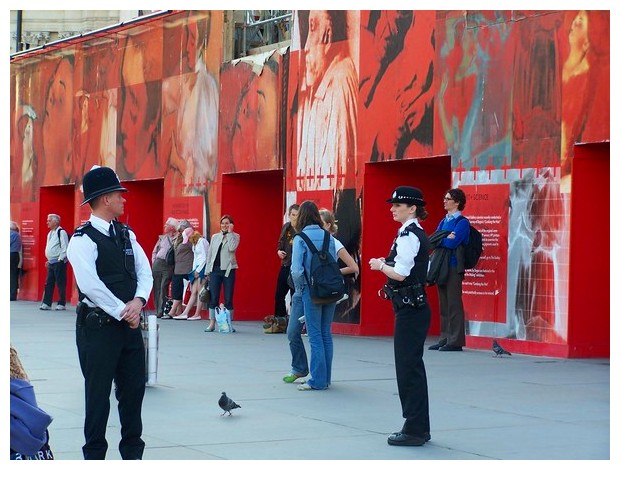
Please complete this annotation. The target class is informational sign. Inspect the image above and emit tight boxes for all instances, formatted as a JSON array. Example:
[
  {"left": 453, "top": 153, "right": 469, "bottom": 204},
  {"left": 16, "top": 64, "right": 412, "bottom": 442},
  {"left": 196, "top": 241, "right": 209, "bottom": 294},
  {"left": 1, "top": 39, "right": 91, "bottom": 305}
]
[{"left": 461, "top": 184, "right": 509, "bottom": 324}]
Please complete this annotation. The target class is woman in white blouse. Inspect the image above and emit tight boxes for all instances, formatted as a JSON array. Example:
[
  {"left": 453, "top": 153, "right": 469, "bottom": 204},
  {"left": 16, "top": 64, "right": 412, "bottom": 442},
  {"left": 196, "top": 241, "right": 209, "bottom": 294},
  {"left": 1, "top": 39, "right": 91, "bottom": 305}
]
[{"left": 173, "top": 230, "right": 209, "bottom": 320}]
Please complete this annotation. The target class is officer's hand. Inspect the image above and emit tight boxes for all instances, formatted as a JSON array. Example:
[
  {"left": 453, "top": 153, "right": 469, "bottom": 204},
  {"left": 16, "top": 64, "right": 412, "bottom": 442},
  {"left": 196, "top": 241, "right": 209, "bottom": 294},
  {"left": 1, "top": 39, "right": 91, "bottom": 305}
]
[{"left": 121, "top": 299, "right": 143, "bottom": 329}]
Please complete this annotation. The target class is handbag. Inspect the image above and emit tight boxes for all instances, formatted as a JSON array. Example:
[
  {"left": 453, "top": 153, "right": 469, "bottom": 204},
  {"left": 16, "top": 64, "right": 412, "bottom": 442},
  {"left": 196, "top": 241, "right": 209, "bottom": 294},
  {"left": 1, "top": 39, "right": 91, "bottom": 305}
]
[{"left": 199, "top": 281, "right": 210, "bottom": 304}]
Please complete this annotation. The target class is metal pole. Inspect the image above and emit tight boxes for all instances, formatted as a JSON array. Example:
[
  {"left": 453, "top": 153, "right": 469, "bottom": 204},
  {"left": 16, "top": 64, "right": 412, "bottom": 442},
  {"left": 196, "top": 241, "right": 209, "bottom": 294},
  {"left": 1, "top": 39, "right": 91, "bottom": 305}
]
[{"left": 16, "top": 10, "right": 22, "bottom": 52}]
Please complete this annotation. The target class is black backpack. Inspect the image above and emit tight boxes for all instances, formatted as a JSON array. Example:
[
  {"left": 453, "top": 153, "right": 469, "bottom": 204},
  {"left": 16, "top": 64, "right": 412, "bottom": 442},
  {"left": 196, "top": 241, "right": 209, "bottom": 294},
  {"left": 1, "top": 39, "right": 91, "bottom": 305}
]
[
  {"left": 297, "top": 230, "right": 346, "bottom": 304},
  {"left": 455, "top": 216, "right": 483, "bottom": 269}
]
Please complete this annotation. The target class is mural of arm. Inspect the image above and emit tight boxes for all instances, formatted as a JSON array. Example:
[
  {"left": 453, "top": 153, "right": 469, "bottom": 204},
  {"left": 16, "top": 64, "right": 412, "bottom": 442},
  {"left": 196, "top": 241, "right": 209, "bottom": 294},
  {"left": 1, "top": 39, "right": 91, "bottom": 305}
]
[
  {"left": 360, "top": 11, "right": 413, "bottom": 108},
  {"left": 361, "top": 10, "right": 435, "bottom": 161}
]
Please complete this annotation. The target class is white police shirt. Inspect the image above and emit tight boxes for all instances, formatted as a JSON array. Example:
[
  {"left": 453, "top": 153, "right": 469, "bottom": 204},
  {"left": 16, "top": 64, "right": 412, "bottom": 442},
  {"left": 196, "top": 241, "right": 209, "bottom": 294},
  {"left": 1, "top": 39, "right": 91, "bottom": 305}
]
[
  {"left": 66, "top": 214, "right": 153, "bottom": 320},
  {"left": 392, "top": 218, "right": 422, "bottom": 278}
]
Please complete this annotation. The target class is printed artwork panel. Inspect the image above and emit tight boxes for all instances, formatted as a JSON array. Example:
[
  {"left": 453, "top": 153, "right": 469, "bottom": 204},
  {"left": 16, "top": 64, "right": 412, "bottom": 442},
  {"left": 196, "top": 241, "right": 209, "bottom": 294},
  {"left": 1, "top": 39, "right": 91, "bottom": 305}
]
[
  {"left": 434, "top": 10, "right": 514, "bottom": 170},
  {"left": 358, "top": 10, "right": 435, "bottom": 164},
  {"left": 219, "top": 53, "right": 281, "bottom": 175}
]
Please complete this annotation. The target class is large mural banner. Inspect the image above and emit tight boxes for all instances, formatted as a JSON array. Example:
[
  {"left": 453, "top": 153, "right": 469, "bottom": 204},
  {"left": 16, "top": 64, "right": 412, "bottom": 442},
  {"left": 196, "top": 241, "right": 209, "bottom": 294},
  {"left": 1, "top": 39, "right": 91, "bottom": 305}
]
[{"left": 9, "top": 10, "right": 609, "bottom": 346}]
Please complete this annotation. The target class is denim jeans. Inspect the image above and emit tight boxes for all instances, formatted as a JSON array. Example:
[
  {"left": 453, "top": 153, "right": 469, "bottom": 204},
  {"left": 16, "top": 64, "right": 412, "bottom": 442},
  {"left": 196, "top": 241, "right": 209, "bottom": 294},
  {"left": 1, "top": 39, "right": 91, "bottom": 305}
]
[
  {"left": 301, "top": 289, "right": 337, "bottom": 389},
  {"left": 286, "top": 291, "right": 308, "bottom": 377},
  {"left": 208, "top": 268, "right": 236, "bottom": 310}
]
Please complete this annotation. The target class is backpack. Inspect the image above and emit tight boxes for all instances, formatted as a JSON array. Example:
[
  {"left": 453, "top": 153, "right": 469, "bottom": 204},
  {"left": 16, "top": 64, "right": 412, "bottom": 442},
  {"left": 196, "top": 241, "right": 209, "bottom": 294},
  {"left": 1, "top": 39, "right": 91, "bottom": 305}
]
[
  {"left": 164, "top": 236, "right": 175, "bottom": 266},
  {"left": 297, "top": 230, "right": 345, "bottom": 304},
  {"left": 57, "top": 227, "right": 71, "bottom": 245},
  {"left": 455, "top": 216, "right": 483, "bottom": 269}
]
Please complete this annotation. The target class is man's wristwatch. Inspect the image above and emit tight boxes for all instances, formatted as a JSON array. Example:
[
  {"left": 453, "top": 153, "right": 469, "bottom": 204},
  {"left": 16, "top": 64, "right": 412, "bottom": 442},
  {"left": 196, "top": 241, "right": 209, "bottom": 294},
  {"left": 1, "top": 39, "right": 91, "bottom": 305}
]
[{"left": 136, "top": 297, "right": 146, "bottom": 307}]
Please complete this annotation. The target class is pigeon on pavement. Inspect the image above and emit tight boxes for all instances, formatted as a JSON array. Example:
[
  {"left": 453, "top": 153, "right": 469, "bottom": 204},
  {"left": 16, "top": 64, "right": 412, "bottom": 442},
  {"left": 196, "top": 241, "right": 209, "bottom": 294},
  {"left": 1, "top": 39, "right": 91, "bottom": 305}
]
[
  {"left": 218, "top": 391, "right": 241, "bottom": 415},
  {"left": 493, "top": 339, "right": 511, "bottom": 357}
]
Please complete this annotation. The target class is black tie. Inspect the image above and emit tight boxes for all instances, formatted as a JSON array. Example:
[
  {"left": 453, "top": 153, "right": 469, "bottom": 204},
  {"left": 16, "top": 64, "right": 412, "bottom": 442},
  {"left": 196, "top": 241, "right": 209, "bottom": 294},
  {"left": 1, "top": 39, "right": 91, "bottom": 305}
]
[{"left": 109, "top": 223, "right": 117, "bottom": 244}]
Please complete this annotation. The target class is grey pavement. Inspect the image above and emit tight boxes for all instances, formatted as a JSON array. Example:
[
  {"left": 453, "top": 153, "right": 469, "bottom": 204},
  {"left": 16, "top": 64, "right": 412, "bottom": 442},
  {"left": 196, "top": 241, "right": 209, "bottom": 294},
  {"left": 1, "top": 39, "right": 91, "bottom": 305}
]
[{"left": 9, "top": 300, "right": 611, "bottom": 466}]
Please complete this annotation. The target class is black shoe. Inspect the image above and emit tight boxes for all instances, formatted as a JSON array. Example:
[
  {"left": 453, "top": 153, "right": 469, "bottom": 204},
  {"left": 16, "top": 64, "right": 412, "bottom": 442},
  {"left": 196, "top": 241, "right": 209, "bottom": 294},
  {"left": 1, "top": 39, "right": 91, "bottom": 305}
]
[
  {"left": 393, "top": 431, "right": 431, "bottom": 442},
  {"left": 387, "top": 432, "right": 427, "bottom": 446},
  {"left": 428, "top": 338, "right": 447, "bottom": 350},
  {"left": 439, "top": 344, "right": 463, "bottom": 351}
]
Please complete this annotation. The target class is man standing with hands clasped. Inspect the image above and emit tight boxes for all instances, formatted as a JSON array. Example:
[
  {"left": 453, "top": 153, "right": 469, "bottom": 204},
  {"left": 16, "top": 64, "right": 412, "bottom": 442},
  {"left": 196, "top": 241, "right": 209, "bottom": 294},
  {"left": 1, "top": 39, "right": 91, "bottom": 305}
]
[{"left": 67, "top": 166, "right": 153, "bottom": 460}]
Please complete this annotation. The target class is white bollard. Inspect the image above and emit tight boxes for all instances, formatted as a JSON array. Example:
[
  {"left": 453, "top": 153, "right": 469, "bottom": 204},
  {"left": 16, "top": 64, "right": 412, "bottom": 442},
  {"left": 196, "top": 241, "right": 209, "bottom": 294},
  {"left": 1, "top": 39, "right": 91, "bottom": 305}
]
[{"left": 147, "top": 314, "right": 158, "bottom": 386}]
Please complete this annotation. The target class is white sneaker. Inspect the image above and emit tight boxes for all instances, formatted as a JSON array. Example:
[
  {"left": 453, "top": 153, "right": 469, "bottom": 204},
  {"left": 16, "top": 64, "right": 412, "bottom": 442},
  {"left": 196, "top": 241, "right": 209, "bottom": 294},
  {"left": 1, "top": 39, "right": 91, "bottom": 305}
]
[
  {"left": 39, "top": 304, "right": 51, "bottom": 310},
  {"left": 55, "top": 305, "right": 66, "bottom": 311}
]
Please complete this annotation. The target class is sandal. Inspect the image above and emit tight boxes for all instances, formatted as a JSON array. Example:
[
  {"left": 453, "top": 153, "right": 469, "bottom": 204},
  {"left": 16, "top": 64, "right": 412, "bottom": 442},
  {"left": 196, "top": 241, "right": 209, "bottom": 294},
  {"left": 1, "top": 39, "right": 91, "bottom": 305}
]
[
  {"left": 188, "top": 315, "right": 202, "bottom": 320},
  {"left": 204, "top": 324, "right": 215, "bottom": 332}
]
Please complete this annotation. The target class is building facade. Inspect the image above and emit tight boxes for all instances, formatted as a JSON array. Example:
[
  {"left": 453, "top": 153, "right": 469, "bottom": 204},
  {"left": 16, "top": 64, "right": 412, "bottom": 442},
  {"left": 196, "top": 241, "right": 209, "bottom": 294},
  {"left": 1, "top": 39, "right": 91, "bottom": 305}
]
[{"left": 9, "top": 10, "right": 610, "bottom": 357}]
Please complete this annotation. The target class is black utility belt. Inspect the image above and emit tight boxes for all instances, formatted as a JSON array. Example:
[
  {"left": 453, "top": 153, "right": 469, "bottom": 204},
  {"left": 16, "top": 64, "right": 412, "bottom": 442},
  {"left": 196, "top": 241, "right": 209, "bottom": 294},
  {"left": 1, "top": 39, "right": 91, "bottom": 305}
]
[
  {"left": 379, "top": 283, "right": 427, "bottom": 310},
  {"left": 76, "top": 302, "right": 117, "bottom": 327}
]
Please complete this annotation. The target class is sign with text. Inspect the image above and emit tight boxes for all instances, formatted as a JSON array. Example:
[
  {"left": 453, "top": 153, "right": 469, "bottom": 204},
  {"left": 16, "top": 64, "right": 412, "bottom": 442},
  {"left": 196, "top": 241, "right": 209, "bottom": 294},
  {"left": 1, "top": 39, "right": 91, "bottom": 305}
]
[{"left": 461, "top": 184, "right": 509, "bottom": 323}]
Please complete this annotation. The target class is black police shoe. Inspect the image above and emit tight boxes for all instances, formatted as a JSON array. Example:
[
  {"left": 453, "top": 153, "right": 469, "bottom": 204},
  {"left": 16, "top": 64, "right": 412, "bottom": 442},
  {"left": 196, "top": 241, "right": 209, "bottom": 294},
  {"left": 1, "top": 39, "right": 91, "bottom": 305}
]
[{"left": 387, "top": 432, "right": 427, "bottom": 446}]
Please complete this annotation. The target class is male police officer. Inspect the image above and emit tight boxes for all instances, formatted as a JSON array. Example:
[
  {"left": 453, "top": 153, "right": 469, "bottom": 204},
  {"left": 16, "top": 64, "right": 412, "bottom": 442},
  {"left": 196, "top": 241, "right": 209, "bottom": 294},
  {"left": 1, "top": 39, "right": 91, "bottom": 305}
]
[{"left": 67, "top": 166, "right": 152, "bottom": 459}]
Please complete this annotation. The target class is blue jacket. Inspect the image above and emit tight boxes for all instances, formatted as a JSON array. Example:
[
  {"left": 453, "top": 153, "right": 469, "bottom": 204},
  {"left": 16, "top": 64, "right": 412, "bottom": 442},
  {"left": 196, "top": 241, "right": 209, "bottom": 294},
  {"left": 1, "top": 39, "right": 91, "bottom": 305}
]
[
  {"left": 436, "top": 213, "right": 470, "bottom": 267},
  {"left": 291, "top": 225, "right": 337, "bottom": 291},
  {"left": 10, "top": 378, "right": 53, "bottom": 455}
]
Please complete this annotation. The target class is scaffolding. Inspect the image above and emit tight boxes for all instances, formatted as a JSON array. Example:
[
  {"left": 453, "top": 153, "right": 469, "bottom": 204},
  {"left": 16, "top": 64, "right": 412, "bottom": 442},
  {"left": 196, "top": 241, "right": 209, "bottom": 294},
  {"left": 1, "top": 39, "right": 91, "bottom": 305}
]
[{"left": 235, "top": 10, "right": 292, "bottom": 57}]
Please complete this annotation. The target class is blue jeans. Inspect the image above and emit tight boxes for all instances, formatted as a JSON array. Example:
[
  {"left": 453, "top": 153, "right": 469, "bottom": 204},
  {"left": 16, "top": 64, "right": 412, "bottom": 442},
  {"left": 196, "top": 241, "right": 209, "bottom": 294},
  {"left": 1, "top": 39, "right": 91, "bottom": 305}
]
[
  {"left": 208, "top": 268, "right": 236, "bottom": 311},
  {"left": 301, "top": 289, "right": 337, "bottom": 390},
  {"left": 286, "top": 292, "right": 308, "bottom": 377}
]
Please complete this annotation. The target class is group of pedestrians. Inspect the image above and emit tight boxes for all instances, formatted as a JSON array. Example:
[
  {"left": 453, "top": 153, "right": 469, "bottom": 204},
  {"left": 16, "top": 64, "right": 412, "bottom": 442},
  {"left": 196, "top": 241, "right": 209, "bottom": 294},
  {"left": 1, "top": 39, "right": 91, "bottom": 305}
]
[{"left": 149, "top": 214, "right": 239, "bottom": 332}]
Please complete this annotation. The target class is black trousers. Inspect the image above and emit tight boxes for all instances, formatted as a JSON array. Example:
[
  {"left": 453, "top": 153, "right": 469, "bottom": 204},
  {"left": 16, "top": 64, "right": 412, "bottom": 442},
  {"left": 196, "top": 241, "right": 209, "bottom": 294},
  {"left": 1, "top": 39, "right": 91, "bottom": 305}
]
[
  {"left": 393, "top": 302, "right": 431, "bottom": 436},
  {"left": 10, "top": 252, "right": 20, "bottom": 301},
  {"left": 273, "top": 265, "right": 294, "bottom": 317},
  {"left": 152, "top": 259, "right": 173, "bottom": 316},
  {"left": 76, "top": 312, "right": 146, "bottom": 460},
  {"left": 42, "top": 261, "right": 67, "bottom": 306}
]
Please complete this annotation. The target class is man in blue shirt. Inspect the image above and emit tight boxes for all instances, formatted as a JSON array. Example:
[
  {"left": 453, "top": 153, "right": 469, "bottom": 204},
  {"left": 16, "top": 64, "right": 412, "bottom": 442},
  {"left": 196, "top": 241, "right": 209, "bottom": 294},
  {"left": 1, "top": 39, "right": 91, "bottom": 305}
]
[{"left": 428, "top": 188, "right": 470, "bottom": 352}]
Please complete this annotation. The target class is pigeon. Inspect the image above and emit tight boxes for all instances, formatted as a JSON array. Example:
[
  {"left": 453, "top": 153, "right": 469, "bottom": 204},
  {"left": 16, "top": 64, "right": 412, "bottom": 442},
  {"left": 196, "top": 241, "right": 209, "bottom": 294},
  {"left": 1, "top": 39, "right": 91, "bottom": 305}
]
[
  {"left": 493, "top": 339, "right": 511, "bottom": 357},
  {"left": 218, "top": 391, "right": 241, "bottom": 416}
]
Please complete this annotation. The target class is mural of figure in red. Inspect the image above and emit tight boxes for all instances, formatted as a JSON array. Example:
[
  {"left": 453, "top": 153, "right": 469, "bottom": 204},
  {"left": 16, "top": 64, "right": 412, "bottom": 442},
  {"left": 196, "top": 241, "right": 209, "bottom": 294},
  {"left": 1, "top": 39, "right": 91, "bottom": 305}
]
[
  {"left": 292, "top": 10, "right": 361, "bottom": 323},
  {"left": 511, "top": 11, "right": 562, "bottom": 168},
  {"left": 162, "top": 11, "right": 219, "bottom": 235},
  {"left": 296, "top": 10, "right": 358, "bottom": 197},
  {"left": 359, "top": 10, "right": 435, "bottom": 162},
  {"left": 559, "top": 10, "right": 609, "bottom": 193},
  {"left": 78, "top": 39, "right": 121, "bottom": 185},
  {"left": 14, "top": 105, "right": 39, "bottom": 202},
  {"left": 41, "top": 55, "right": 75, "bottom": 185},
  {"left": 219, "top": 54, "right": 280, "bottom": 174},
  {"left": 514, "top": 168, "right": 567, "bottom": 343},
  {"left": 117, "top": 32, "right": 162, "bottom": 180}
]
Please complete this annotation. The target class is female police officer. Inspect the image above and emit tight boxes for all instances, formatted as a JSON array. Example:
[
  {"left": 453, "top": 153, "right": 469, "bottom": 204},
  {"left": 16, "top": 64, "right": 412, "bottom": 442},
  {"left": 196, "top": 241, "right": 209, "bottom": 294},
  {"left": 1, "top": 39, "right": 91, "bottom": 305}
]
[{"left": 369, "top": 186, "right": 431, "bottom": 447}]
